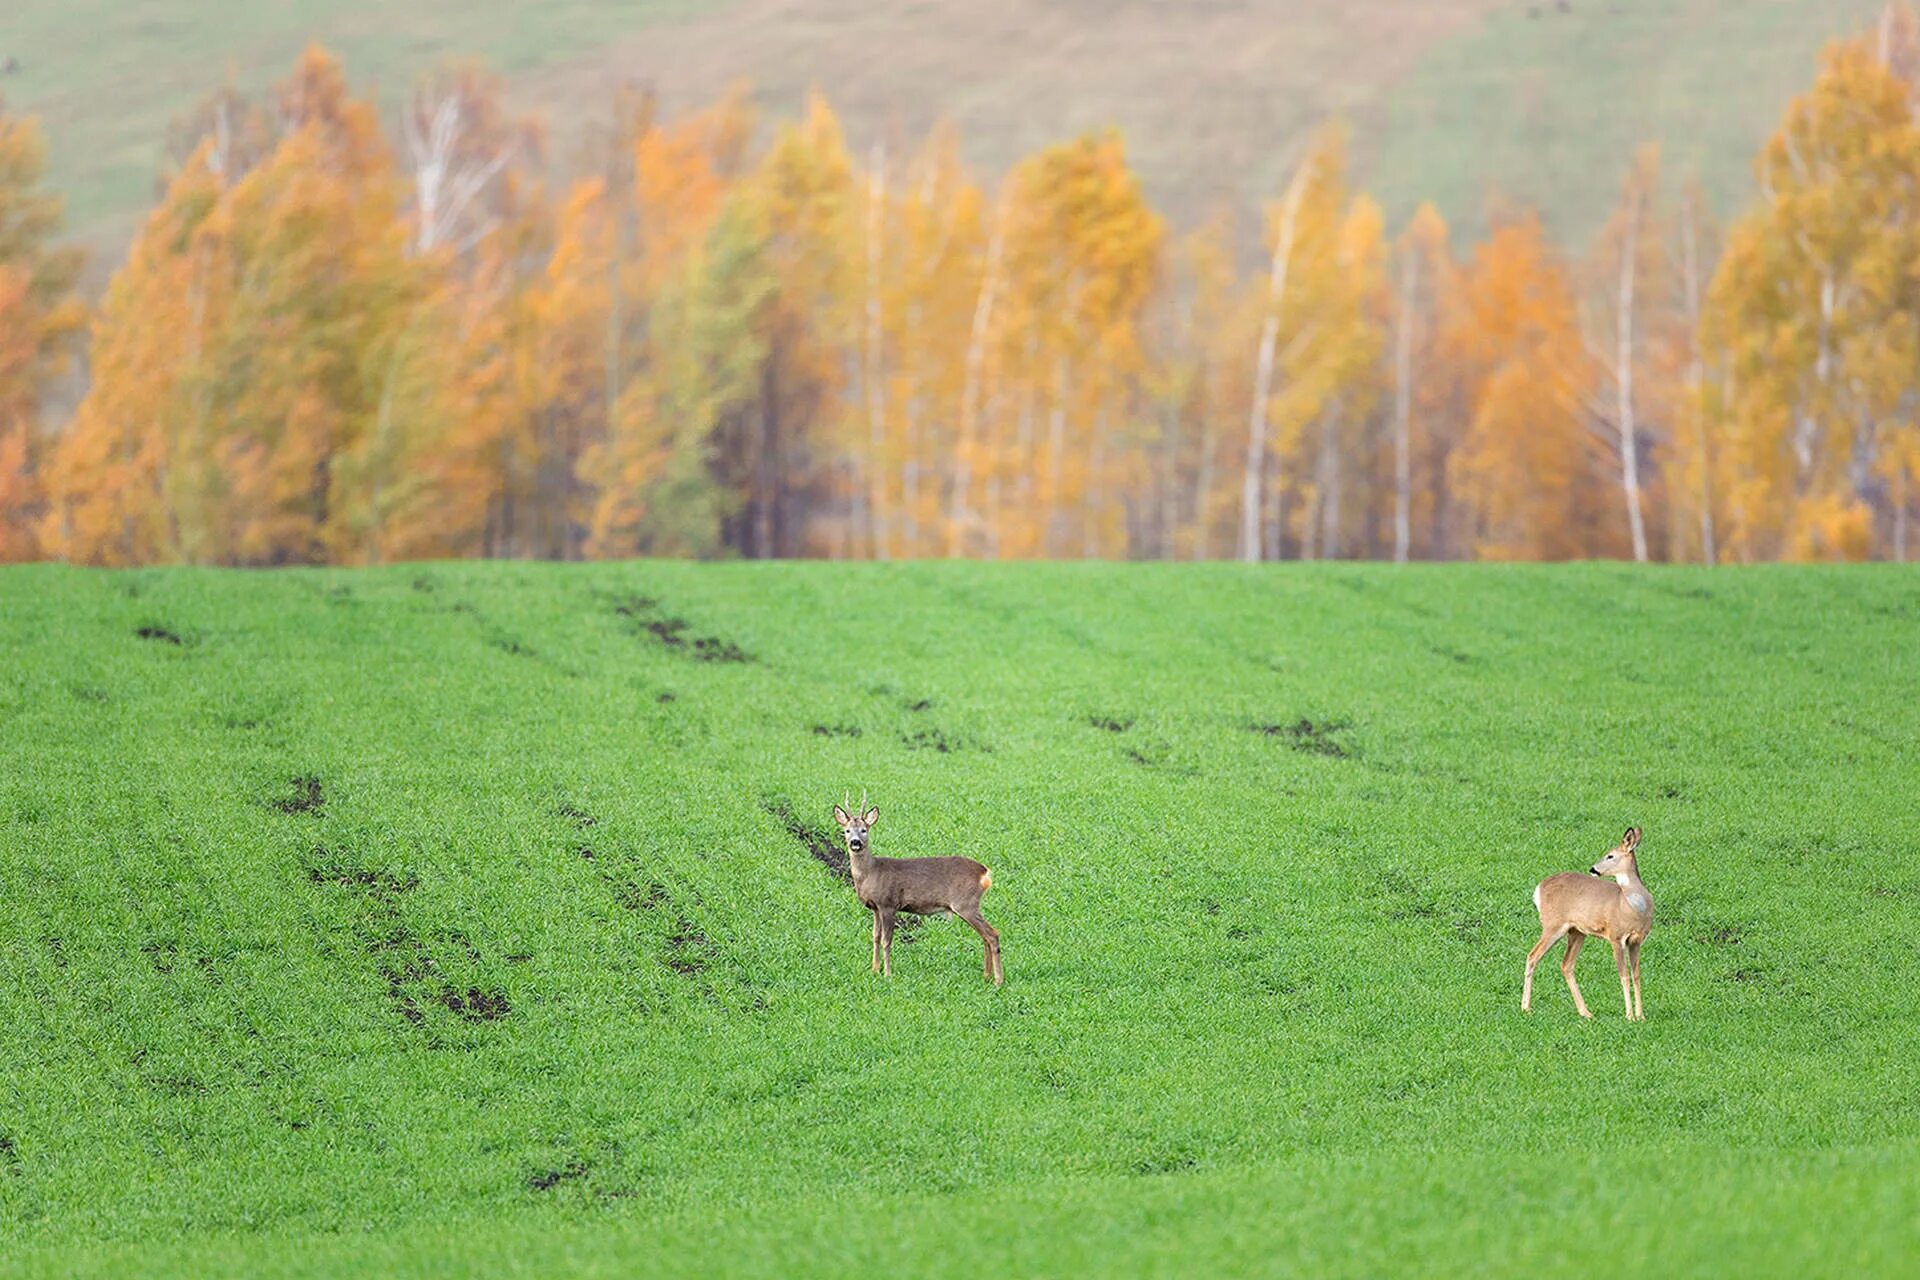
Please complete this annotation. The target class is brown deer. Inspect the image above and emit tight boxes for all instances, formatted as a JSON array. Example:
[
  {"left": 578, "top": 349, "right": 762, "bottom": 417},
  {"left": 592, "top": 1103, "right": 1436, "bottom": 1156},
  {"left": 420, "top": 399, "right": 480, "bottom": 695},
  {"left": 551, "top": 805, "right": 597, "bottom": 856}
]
[
  {"left": 835, "top": 793, "right": 1002, "bottom": 985},
  {"left": 1523, "top": 826, "right": 1654, "bottom": 1020}
]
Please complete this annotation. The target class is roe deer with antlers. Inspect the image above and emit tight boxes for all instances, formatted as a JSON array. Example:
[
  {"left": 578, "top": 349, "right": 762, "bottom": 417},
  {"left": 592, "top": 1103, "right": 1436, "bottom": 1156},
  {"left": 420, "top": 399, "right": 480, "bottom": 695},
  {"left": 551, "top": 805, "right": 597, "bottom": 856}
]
[
  {"left": 835, "top": 793, "right": 1002, "bottom": 985},
  {"left": 1523, "top": 826, "right": 1654, "bottom": 1020}
]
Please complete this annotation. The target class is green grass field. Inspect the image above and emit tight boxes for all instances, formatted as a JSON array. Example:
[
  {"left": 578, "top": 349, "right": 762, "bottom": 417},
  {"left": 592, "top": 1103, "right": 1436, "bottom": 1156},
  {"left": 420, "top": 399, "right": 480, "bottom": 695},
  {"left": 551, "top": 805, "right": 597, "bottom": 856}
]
[{"left": 1, "top": 562, "right": 1916, "bottom": 1276}]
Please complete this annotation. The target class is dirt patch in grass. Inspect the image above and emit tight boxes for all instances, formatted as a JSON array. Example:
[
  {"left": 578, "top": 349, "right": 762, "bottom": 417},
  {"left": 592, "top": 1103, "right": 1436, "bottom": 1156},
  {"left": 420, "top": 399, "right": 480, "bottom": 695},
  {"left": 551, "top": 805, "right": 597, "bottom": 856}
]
[
  {"left": 665, "top": 918, "right": 713, "bottom": 974},
  {"left": 1089, "top": 715, "right": 1134, "bottom": 733},
  {"left": 766, "top": 800, "right": 850, "bottom": 883},
  {"left": 1695, "top": 922, "right": 1746, "bottom": 947},
  {"left": 275, "top": 775, "right": 326, "bottom": 815},
  {"left": 0, "top": 1134, "right": 19, "bottom": 1175},
  {"left": 561, "top": 829, "right": 714, "bottom": 980},
  {"left": 611, "top": 594, "right": 753, "bottom": 663},
  {"left": 611, "top": 877, "right": 669, "bottom": 912},
  {"left": 811, "top": 723, "right": 862, "bottom": 737},
  {"left": 528, "top": 1159, "right": 589, "bottom": 1191},
  {"left": 307, "top": 862, "right": 418, "bottom": 897},
  {"left": 900, "top": 727, "right": 955, "bottom": 753},
  {"left": 437, "top": 986, "right": 512, "bottom": 1021},
  {"left": 905, "top": 697, "right": 933, "bottom": 712},
  {"left": 1130, "top": 1144, "right": 1201, "bottom": 1177},
  {"left": 307, "top": 855, "right": 508, "bottom": 1032},
  {"left": 371, "top": 932, "right": 510, "bottom": 1028},
  {"left": 1251, "top": 717, "right": 1353, "bottom": 758},
  {"left": 135, "top": 625, "right": 184, "bottom": 646},
  {"left": 557, "top": 803, "right": 598, "bottom": 829}
]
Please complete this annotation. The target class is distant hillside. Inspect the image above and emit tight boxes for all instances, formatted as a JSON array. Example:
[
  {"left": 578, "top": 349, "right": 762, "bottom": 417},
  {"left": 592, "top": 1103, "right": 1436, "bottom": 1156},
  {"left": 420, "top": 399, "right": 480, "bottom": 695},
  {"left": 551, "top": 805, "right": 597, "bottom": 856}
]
[{"left": 0, "top": 0, "right": 1888, "bottom": 269}]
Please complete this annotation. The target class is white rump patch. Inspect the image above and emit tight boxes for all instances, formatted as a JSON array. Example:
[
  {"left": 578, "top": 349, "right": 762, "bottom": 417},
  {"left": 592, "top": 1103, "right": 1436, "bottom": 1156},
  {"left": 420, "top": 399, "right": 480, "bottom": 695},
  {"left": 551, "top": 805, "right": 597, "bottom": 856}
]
[{"left": 1532, "top": 884, "right": 1542, "bottom": 911}]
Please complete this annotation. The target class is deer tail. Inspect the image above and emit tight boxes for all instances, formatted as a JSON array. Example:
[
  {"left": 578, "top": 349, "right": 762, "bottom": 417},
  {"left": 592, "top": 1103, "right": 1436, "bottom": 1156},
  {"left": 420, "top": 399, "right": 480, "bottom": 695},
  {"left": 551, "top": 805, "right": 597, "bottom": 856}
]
[{"left": 980, "top": 868, "right": 993, "bottom": 892}]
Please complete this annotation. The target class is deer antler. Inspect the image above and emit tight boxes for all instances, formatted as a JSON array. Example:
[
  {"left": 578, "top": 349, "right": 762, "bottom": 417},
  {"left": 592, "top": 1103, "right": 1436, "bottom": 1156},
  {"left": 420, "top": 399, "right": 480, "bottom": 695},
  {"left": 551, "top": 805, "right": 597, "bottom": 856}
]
[{"left": 860, "top": 787, "right": 869, "bottom": 814}]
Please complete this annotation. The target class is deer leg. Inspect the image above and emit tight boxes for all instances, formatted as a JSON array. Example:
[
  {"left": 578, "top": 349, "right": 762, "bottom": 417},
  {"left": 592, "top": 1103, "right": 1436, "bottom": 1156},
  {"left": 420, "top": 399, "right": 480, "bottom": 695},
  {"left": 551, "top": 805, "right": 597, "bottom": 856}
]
[
  {"left": 870, "top": 909, "right": 881, "bottom": 974},
  {"left": 1610, "top": 937, "right": 1633, "bottom": 1021},
  {"left": 1561, "top": 931, "right": 1592, "bottom": 1018},
  {"left": 1523, "top": 924, "right": 1569, "bottom": 1012},
  {"left": 958, "top": 905, "right": 1002, "bottom": 986},
  {"left": 1628, "top": 939, "right": 1644, "bottom": 1020},
  {"left": 877, "top": 908, "right": 896, "bottom": 978}
]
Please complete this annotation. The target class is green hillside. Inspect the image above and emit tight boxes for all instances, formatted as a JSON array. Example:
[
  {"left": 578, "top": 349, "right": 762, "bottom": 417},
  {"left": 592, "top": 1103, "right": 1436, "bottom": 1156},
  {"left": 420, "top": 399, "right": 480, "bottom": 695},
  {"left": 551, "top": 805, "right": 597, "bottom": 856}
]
[
  {"left": 0, "top": 0, "right": 1889, "bottom": 265},
  {"left": 1, "top": 562, "right": 1916, "bottom": 1276},
  {"left": 1372, "top": 0, "right": 1889, "bottom": 240}
]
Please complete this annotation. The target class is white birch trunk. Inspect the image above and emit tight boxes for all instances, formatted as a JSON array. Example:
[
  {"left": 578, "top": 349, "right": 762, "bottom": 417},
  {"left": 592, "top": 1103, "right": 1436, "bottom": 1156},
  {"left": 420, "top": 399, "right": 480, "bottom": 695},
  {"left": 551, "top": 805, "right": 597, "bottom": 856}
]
[
  {"left": 864, "top": 142, "right": 888, "bottom": 560},
  {"left": 1896, "top": 459, "right": 1909, "bottom": 562},
  {"left": 1240, "top": 165, "right": 1310, "bottom": 561},
  {"left": 949, "top": 197, "right": 1005, "bottom": 556},
  {"left": 1616, "top": 187, "right": 1648, "bottom": 562},
  {"left": 1392, "top": 247, "right": 1418, "bottom": 563},
  {"left": 1193, "top": 405, "right": 1217, "bottom": 561},
  {"left": 1680, "top": 193, "right": 1715, "bottom": 566},
  {"left": 1047, "top": 357, "right": 1069, "bottom": 555}
]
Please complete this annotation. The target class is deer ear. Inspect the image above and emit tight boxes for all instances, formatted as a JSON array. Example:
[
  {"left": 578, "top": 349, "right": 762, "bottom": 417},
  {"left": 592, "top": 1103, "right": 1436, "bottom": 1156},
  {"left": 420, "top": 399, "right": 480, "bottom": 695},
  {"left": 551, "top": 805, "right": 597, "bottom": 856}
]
[
  {"left": 863, "top": 807, "right": 879, "bottom": 827},
  {"left": 833, "top": 806, "right": 851, "bottom": 826},
  {"left": 1623, "top": 826, "right": 1641, "bottom": 851}
]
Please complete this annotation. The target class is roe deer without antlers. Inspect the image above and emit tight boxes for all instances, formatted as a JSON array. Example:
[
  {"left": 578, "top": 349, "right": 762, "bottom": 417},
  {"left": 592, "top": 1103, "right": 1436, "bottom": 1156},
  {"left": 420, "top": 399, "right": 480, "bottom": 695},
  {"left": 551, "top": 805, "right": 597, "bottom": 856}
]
[
  {"left": 1523, "top": 826, "right": 1654, "bottom": 1021},
  {"left": 835, "top": 794, "right": 1002, "bottom": 985}
]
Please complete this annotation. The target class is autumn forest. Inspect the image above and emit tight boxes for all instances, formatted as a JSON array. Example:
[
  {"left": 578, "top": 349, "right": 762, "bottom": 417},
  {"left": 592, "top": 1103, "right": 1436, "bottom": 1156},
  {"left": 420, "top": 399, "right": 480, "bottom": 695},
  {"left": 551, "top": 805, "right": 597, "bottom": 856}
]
[{"left": 4, "top": 13, "right": 1920, "bottom": 565}]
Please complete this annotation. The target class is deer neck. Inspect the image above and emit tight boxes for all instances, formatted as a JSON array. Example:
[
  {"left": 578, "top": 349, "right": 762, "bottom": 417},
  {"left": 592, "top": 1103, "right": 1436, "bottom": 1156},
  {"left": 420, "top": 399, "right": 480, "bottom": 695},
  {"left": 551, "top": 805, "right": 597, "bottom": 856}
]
[
  {"left": 848, "top": 846, "right": 877, "bottom": 884},
  {"left": 1612, "top": 866, "right": 1651, "bottom": 914}
]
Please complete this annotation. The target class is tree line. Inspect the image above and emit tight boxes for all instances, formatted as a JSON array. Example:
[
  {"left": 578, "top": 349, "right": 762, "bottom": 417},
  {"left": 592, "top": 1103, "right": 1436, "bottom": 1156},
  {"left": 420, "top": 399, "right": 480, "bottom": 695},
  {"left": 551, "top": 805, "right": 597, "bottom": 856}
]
[{"left": 3, "top": 12, "right": 1920, "bottom": 565}]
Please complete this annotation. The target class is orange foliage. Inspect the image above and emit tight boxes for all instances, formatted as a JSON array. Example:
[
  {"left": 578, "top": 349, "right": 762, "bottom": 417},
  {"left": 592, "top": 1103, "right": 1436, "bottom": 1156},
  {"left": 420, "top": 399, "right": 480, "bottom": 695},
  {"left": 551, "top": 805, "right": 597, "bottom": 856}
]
[{"left": 14, "top": 22, "right": 1920, "bottom": 565}]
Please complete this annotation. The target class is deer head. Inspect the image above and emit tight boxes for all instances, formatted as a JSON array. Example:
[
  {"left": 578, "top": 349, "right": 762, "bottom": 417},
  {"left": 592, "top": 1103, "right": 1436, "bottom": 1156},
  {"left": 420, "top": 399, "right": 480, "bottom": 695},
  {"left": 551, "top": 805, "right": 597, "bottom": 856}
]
[
  {"left": 1588, "top": 826, "right": 1642, "bottom": 880},
  {"left": 833, "top": 789, "right": 879, "bottom": 855}
]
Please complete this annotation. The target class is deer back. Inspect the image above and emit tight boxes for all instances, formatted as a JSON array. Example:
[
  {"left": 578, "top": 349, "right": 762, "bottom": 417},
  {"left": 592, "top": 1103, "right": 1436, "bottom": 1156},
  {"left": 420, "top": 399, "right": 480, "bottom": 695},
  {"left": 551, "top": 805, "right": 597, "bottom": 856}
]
[
  {"left": 1535, "top": 872, "right": 1652, "bottom": 941},
  {"left": 856, "top": 854, "right": 991, "bottom": 914}
]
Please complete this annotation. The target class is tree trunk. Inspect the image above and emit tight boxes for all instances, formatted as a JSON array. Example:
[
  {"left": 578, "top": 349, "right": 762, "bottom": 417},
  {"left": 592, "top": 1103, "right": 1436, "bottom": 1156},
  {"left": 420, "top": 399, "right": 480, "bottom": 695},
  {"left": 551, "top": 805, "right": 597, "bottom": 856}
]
[
  {"left": 754, "top": 357, "right": 777, "bottom": 559},
  {"left": 1896, "top": 458, "right": 1909, "bottom": 562},
  {"left": 1047, "top": 357, "right": 1070, "bottom": 555},
  {"left": 1262, "top": 448, "right": 1284, "bottom": 562},
  {"left": 1321, "top": 402, "right": 1342, "bottom": 559},
  {"left": 1014, "top": 334, "right": 1040, "bottom": 552},
  {"left": 1193, "top": 406, "right": 1217, "bottom": 561},
  {"left": 902, "top": 303, "right": 922, "bottom": 556},
  {"left": 1616, "top": 186, "right": 1648, "bottom": 563},
  {"left": 1084, "top": 406, "right": 1107, "bottom": 558},
  {"left": 1159, "top": 392, "right": 1180, "bottom": 560},
  {"left": 950, "top": 197, "right": 1005, "bottom": 556},
  {"left": 864, "top": 142, "right": 888, "bottom": 560},
  {"left": 1240, "top": 164, "right": 1310, "bottom": 562},
  {"left": 1680, "top": 193, "right": 1715, "bottom": 566},
  {"left": 1795, "top": 271, "right": 1836, "bottom": 494},
  {"left": 1392, "top": 247, "right": 1417, "bottom": 563}
]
